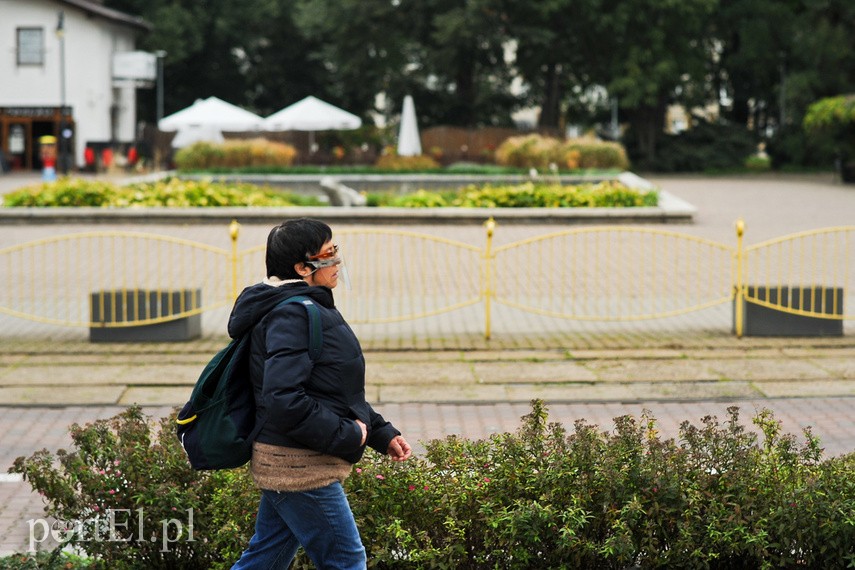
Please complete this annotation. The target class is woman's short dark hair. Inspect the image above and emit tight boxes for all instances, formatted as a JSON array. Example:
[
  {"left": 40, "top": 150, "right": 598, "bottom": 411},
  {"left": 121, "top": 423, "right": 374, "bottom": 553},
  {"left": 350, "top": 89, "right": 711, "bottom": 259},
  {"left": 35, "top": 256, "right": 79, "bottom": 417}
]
[{"left": 265, "top": 218, "right": 332, "bottom": 279}]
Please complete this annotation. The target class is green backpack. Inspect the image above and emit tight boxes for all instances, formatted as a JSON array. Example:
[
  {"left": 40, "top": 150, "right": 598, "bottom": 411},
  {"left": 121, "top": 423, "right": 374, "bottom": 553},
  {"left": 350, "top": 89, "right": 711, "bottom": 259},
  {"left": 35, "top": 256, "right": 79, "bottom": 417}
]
[{"left": 176, "top": 295, "right": 322, "bottom": 470}]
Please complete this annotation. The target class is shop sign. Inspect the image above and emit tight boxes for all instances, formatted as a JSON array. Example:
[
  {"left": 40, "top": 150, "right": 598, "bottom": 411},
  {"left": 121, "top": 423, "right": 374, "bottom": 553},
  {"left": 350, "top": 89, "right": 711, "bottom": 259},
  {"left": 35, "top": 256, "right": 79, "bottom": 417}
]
[{"left": 0, "top": 106, "right": 72, "bottom": 118}]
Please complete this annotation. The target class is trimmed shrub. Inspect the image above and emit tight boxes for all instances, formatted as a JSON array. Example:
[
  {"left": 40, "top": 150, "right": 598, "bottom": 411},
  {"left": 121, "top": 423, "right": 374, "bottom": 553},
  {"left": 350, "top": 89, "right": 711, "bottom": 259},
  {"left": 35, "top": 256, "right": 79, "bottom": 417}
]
[
  {"left": 388, "top": 181, "right": 657, "bottom": 208},
  {"left": 0, "top": 177, "right": 121, "bottom": 207},
  {"left": 495, "top": 134, "right": 630, "bottom": 170},
  {"left": 803, "top": 94, "right": 855, "bottom": 134},
  {"left": 174, "top": 139, "right": 297, "bottom": 170},
  {"left": 560, "top": 139, "right": 630, "bottom": 170},
  {"left": 10, "top": 403, "right": 855, "bottom": 569},
  {"left": 374, "top": 153, "right": 441, "bottom": 171},
  {"left": 803, "top": 94, "right": 855, "bottom": 169},
  {"left": 494, "top": 134, "right": 560, "bottom": 169}
]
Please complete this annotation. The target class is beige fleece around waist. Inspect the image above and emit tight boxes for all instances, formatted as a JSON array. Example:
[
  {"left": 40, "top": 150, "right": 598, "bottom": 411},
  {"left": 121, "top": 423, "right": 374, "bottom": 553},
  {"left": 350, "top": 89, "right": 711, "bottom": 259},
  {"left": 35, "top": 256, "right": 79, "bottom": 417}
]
[{"left": 251, "top": 441, "right": 353, "bottom": 492}]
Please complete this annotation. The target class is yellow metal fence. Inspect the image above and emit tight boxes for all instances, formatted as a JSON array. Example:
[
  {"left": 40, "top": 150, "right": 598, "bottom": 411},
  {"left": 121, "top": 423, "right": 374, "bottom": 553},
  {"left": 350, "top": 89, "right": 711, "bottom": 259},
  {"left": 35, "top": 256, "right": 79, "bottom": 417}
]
[
  {"left": 0, "top": 231, "right": 232, "bottom": 328},
  {"left": 0, "top": 220, "right": 852, "bottom": 338}
]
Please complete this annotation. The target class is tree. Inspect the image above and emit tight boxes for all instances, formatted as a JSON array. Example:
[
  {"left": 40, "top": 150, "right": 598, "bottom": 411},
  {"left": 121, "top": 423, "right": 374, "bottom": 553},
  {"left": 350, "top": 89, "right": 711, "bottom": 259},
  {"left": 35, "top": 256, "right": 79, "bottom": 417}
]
[
  {"left": 497, "top": 0, "right": 717, "bottom": 163},
  {"left": 294, "top": 0, "right": 412, "bottom": 122},
  {"left": 105, "top": 0, "right": 324, "bottom": 121},
  {"left": 496, "top": 0, "right": 603, "bottom": 129},
  {"left": 713, "top": 0, "right": 800, "bottom": 133},
  {"left": 596, "top": 0, "right": 718, "bottom": 164},
  {"left": 295, "top": 0, "right": 517, "bottom": 128},
  {"left": 712, "top": 0, "right": 855, "bottom": 166},
  {"left": 107, "top": 0, "right": 855, "bottom": 170},
  {"left": 415, "top": 0, "right": 517, "bottom": 126}
]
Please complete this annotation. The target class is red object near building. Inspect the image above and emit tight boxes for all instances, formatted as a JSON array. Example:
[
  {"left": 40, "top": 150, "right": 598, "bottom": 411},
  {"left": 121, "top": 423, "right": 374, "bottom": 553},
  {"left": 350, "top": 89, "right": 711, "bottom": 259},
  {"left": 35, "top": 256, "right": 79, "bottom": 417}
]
[
  {"left": 101, "top": 148, "right": 114, "bottom": 168},
  {"left": 84, "top": 147, "right": 96, "bottom": 167},
  {"left": 127, "top": 146, "right": 138, "bottom": 165}
]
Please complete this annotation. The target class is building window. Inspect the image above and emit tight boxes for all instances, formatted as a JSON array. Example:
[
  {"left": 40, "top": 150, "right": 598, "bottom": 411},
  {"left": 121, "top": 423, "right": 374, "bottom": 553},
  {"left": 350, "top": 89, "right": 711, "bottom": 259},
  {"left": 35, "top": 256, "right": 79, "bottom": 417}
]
[{"left": 17, "top": 27, "right": 44, "bottom": 66}]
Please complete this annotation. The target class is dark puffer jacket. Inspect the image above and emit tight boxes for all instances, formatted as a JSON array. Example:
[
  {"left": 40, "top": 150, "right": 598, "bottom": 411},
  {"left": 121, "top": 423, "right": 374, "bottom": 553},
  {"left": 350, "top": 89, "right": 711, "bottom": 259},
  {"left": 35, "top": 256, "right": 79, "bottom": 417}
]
[{"left": 228, "top": 281, "right": 400, "bottom": 464}]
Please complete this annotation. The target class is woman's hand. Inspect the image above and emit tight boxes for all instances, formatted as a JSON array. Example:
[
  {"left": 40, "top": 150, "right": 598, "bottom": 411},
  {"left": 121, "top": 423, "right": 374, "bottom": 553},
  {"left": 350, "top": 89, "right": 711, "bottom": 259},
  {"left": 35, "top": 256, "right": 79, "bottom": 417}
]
[
  {"left": 387, "top": 435, "right": 412, "bottom": 462},
  {"left": 355, "top": 419, "right": 368, "bottom": 446}
]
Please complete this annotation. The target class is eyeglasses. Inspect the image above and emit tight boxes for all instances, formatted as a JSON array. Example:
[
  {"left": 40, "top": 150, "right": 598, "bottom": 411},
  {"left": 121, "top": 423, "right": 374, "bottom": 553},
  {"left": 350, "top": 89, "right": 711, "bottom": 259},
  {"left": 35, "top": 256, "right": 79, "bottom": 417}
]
[{"left": 306, "top": 244, "right": 341, "bottom": 268}]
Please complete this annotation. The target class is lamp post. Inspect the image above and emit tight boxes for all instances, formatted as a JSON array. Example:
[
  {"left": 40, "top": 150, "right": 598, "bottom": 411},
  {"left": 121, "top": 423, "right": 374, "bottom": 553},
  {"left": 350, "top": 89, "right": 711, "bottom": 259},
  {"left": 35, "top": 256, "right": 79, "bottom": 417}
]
[
  {"left": 56, "top": 11, "right": 69, "bottom": 175},
  {"left": 155, "top": 50, "right": 167, "bottom": 124}
]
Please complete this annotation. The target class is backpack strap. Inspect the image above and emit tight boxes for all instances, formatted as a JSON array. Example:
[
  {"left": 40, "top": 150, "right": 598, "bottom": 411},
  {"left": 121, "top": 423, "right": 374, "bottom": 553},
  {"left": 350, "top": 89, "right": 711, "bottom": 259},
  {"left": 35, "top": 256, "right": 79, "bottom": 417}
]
[{"left": 277, "top": 295, "right": 322, "bottom": 361}]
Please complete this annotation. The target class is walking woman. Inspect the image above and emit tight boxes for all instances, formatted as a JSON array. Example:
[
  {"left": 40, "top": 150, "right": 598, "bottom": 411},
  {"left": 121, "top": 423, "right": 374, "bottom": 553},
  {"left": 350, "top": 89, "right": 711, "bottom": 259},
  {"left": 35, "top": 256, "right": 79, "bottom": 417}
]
[{"left": 229, "top": 218, "right": 412, "bottom": 569}]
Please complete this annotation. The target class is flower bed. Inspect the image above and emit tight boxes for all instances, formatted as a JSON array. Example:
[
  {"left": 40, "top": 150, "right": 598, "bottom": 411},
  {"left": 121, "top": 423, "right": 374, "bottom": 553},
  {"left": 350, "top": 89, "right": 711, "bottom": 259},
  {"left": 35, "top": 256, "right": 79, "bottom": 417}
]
[
  {"left": 2, "top": 177, "right": 322, "bottom": 208},
  {"left": 3, "top": 178, "right": 656, "bottom": 209}
]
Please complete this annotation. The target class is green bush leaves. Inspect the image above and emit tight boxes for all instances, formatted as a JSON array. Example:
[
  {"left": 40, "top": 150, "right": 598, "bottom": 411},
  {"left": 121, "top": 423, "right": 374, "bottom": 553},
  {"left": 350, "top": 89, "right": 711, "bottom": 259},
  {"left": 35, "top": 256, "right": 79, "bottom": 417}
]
[
  {"left": 9, "top": 402, "right": 854, "bottom": 568},
  {"left": 3, "top": 178, "right": 656, "bottom": 209},
  {"left": 495, "top": 134, "right": 630, "bottom": 170},
  {"left": 2, "top": 177, "right": 321, "bottom": 208},
  {"left": 388, "top": 181, "right": 658, "bottom": 208},
  {"left": 174, "top": 139, "right": 298, "bottom": 170}
]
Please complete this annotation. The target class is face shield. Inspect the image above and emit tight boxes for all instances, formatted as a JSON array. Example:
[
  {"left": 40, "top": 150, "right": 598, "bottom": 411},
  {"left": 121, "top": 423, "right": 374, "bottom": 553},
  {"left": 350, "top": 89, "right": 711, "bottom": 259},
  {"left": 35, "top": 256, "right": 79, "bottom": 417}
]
[{"left": 306, "top": 244, "right": 351, "bottom": 289}]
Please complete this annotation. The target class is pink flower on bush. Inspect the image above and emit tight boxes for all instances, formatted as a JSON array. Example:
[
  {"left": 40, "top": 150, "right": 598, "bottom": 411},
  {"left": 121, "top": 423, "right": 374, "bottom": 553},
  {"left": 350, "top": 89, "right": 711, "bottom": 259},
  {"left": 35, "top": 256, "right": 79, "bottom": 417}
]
[
  {"left": 356, "top": 468, "right": 362, "bottom": 474},
  {"left": 108, "top": 489, "right": 116, "bottom": 495},
  {"left": 376, "top": 474, "right": 385, "bottom": 480},
  {"left": 408, "top": 485, "right": 416, "bottom": 491}
]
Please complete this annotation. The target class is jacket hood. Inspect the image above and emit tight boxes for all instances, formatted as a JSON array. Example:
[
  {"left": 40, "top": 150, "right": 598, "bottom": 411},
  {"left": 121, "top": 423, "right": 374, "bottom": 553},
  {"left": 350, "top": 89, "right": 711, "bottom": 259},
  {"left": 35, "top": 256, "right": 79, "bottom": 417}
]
[{"left": 227, "top": 281, "right": 334, "bottom": 338}]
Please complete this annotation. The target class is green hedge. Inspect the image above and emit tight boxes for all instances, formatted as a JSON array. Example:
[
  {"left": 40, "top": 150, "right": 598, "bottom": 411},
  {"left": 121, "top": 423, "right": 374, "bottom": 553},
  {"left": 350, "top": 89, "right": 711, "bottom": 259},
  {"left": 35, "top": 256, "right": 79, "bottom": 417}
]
[
  {"left": 374, "top": 153, "right": 442, "bottom": 171},
  {"left": 2, "top": 178, "right": 655, "bottom": 209},
  {"left": 380, "top": 181, "right": 658, "bottom": 208},
  {"left": 1, "top": 177, "right": 321, "bottom": 208},
  {"left": 495, "top": 134, "right": 630, "bottom": 170},
  {"left": 803, "top": 94, "right": 855, "bottom": 163},
  {"left": 174, "top": 139, "right": 298, "bottom": 170},
  {"left": 9, "top": 402, "right": 855, "bottom": 569}
]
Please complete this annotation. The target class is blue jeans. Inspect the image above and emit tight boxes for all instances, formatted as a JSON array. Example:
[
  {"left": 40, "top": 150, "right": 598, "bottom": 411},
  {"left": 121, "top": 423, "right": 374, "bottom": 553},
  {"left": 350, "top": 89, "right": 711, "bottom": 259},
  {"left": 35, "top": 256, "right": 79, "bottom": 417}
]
[{"left": 231, "top": 482, "right": 366, "bottom": 569}]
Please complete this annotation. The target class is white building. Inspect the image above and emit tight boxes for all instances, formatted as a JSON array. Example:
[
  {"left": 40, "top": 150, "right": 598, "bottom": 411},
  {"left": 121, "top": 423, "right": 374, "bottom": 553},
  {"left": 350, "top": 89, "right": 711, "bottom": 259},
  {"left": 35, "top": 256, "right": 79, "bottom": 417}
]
[{"left": 0, "top": 0, "right": 150, "bottom": 171}]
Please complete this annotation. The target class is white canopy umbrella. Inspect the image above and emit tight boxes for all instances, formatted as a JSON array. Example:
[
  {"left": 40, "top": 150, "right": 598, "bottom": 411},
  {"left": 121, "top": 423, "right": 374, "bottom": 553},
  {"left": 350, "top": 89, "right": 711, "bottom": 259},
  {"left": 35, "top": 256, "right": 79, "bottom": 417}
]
[
  {"left": 264, "top": 96, "right": 361, "bottom": 153},
  {"left": 169, "top": 124, "right": 225, "bottom": 149},
  {"left": 264, "top": 96, "right": 362, "bottom": 131},
  {"left": 397, "top": 95, "right": 422, "bottom": 156},
  {"left": 159, "top": 96, "right": 264, "bottom": 149}
]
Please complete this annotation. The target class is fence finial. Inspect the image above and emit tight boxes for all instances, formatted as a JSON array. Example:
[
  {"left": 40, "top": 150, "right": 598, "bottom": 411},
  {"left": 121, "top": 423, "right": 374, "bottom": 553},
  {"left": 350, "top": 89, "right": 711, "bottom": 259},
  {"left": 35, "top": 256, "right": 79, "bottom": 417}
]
[
  {"left": 229, "top": 220, "right": 241, "bottom": 301},
  {"left": 734, "top": 218, "right": 746, "bottom": 338},
  {"left": 483, "top": 217, "right": 496, "bottom": 339},
  {"left": 484, "top": 217, "right": 496, "bottom": 237}
]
